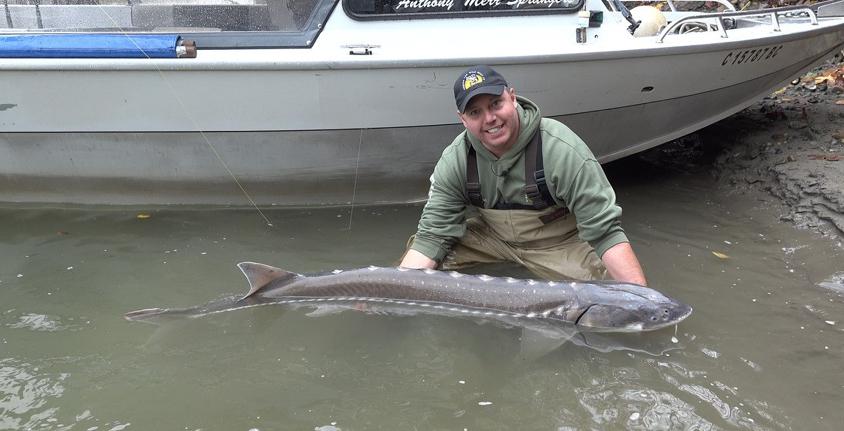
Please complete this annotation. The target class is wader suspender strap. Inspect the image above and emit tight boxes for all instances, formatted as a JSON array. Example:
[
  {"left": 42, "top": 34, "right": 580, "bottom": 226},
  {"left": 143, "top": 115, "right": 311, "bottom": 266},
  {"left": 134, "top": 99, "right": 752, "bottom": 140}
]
[
  {"left": 464, "top": 130, "right": 557, "bottom": 210},
  {"left": 523, "top": 130, "right": 551, "bottom": 210},
  {"left": 465, "top": 137, "right": 484, "bottom": 207}
]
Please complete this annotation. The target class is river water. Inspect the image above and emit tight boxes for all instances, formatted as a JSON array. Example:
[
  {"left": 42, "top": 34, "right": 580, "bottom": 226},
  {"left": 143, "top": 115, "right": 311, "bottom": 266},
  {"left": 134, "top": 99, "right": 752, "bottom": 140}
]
[{"left": 1, "top": 149, "right": 843, "bottom": 431}]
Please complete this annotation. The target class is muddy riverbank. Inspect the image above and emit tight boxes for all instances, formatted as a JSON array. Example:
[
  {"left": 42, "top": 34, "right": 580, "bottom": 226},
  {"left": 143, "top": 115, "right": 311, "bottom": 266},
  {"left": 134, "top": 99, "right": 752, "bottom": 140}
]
[{"left": 637, "top": 55, "right": 844, "bottom": 245}]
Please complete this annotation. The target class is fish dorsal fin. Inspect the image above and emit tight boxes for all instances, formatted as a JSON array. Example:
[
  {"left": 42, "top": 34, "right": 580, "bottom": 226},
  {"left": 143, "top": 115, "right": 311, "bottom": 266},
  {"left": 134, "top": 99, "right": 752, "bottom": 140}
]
[{"left": 237, "top": 262, "right": 297, "bottom": 299}]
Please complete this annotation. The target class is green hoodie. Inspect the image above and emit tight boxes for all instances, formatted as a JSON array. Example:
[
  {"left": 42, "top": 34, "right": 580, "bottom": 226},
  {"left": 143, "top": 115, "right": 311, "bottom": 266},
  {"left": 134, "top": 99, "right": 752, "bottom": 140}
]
[{"left": 411, "top": 96, "right": 628, "bottom": 262}]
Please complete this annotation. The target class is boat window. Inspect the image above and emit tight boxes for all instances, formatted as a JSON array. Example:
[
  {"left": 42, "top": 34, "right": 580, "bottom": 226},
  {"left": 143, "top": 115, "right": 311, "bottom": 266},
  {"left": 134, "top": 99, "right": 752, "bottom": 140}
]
[
  {"left": 0, "top": 0, "right": 337, "bottom": 48},
  {"left": 344, "top": 0, "right": 583, "bottom": 20}
]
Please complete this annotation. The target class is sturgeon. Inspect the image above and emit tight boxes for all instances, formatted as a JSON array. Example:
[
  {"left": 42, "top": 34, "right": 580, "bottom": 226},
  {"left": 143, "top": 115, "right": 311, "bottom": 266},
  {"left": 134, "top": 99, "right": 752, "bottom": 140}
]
[{"left": 125, "top": 262, "right": 692, "bottom": 333}]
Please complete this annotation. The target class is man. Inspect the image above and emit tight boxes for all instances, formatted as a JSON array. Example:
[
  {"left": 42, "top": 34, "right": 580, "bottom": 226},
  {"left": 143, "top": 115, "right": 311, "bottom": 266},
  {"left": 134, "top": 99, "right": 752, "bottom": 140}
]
[{"left": 400, "top": 65, "right": 647, "bottom": 285}]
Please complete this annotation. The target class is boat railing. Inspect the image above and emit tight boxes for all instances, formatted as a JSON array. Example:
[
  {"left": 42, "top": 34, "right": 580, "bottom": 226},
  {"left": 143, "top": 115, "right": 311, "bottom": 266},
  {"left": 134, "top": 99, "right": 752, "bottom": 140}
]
[
  {"left": 656, "top": 2, "right": 824, "bottom": 43},
  {"left": 620, "top": 0, "right": 736, "bottom": 13}
]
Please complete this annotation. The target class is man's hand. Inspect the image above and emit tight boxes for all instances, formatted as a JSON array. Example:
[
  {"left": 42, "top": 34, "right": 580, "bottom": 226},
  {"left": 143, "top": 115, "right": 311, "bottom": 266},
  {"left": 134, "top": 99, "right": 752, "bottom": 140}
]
[
  {"left": 399, "top": 249, "right": 437, "bottom": 269},
  {"left": 601, "top": 242, "right": 647, "bottom": 286}
]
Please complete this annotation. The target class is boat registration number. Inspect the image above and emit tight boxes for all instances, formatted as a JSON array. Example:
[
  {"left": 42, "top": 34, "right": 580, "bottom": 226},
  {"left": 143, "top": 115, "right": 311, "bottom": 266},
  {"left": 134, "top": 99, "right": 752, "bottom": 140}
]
[{"left": 721, "top": 44, "right": 784, "bottom": 66}]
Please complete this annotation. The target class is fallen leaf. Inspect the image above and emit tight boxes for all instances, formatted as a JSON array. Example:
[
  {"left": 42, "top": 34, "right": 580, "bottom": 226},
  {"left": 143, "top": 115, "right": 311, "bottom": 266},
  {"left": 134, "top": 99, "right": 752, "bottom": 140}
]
[
  {"left": 814, "top": 75, "right": 835, "bottom": 85},
  {"left": 136, "top": 213, "right": 152, "bottom": 220},
  {"left": 712, "top": 251, "right": 730, "bottom": 259},
  {"left": 808, "top": 154, "right": 841, "bottom": 161}
]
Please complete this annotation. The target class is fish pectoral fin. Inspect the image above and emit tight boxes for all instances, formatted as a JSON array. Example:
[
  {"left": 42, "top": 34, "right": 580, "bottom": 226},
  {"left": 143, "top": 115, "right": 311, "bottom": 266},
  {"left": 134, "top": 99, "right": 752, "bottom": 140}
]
[
  {"left": 305, "top": 304, "right": 351, "bottom": 317},
  {"left": 517, "top": 325, "right": 576, "bottom": 361},
  {"left": 237, "top": 262, "right": 298, "bottom": 299}
]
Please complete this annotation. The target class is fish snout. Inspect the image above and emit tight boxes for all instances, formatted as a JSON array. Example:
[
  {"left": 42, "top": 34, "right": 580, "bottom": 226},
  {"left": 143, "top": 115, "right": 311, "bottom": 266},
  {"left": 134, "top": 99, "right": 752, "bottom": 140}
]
[
  {"left": 665, "top": 302, "right": 693, "bottom": 325},
  {"left": 576, "top": 301, "right": 693, "bottom": 332},
  {"left": 641, "top": 301, "right": 693, "bottom": 331}
]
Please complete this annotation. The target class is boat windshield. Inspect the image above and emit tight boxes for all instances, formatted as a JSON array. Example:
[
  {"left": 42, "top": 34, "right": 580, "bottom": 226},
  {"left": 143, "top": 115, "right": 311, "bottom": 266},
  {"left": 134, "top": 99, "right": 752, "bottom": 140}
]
[{"left": 0, "top": 0, "right": 336, "bottom": 48}]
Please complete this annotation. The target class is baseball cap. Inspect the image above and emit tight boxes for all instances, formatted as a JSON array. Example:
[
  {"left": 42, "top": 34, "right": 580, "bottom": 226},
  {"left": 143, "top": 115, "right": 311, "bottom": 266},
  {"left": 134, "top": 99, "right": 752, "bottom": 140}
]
[{"left": 453, "top": 65, "right": 509, "bottom": 113}]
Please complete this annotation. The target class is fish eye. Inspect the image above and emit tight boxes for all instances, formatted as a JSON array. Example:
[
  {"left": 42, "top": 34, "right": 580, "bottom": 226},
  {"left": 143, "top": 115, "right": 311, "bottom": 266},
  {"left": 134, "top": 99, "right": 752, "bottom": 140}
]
[{"left": 650, "top": 316, "right": 658, "bottom": 321}]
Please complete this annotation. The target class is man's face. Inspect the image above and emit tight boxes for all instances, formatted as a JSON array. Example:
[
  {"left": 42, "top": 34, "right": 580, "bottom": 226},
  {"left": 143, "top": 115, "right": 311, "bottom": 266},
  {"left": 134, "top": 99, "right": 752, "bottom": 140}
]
[{"left": 458, "top": 88, "right": 519, "bottom": 158}]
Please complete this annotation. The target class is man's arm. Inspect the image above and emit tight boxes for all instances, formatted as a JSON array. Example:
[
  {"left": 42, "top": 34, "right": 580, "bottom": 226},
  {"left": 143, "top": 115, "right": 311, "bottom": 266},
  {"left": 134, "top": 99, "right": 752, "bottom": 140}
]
[
  {"left": 400, "top": 139, "right": 470, "bottom": 268},
  {"left": 601, "top": 242, "right": 647, "bottom": 286},
  {"left": 400, "top": 249, "right": 438, "bottom": 269}
]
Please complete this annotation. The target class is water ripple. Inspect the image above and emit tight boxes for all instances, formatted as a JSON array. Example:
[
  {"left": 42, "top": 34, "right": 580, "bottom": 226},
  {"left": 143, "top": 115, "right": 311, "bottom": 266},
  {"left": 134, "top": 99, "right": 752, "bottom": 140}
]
[
  {"left": 0, "top": 358, "right": 67, "bottom": 429},
  {"left": 5, "top": 313, "right": 88, "bottom": 332},
  {"left": 650, "top": 358, "right": 791, "bottom": 430},
  {"left": 678, "top": 383, "right": 732, "bottom": 419},
  {"left": 818, "top": 272, "right": 844, "bottom": 295}
]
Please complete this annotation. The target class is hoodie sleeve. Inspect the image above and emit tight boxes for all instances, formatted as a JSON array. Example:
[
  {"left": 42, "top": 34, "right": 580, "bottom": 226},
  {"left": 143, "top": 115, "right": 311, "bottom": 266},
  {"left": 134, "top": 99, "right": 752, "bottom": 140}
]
[
  {"left": 409, "top": 143, "right": 469, "bottom": 262},
  {"left": 542, "top": 120, "right": 629, "bottom": 258},
  {"left": 564, "top": 159, "right": 628, "bottom": 258}
]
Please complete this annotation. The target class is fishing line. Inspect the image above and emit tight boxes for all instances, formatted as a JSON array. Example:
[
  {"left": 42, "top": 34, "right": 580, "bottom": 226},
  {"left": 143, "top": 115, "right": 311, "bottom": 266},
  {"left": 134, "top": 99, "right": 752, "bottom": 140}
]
[
  {"left": 91, "top": 2, "right": 274, "bottom": 227},
  {"left": 346, "top": 128, "right": 364, "bottom": 231}
]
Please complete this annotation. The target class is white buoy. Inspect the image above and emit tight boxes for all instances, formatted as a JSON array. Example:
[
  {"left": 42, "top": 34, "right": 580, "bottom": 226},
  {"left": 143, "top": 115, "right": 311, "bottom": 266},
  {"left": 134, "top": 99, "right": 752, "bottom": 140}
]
[{"left": 630, "top": 6, "right": 667, "bottom": 37}]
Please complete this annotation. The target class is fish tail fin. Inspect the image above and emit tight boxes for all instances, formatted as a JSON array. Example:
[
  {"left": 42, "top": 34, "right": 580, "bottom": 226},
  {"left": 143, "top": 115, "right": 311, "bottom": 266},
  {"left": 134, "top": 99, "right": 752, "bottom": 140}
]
[
  {"left": 125, "top": 295, "right": 249, "bottom": 325},
  {"left": 237, "top": 262, "right": 298, "bottom": 299}
]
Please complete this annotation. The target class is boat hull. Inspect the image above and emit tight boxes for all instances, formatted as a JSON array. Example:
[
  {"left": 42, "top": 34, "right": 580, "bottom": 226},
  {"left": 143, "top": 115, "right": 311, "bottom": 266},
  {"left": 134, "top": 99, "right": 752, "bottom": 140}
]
[
  {"left": 0, "top": 51, "right": 834, "bottom": 206},
  {"left": 1, "top": 9, "right": 843, "bottom": 206}
]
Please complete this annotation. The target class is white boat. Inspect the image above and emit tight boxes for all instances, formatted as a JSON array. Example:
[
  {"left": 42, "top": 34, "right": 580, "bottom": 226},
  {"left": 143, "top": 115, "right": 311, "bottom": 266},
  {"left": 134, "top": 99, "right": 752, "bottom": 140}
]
[{"left": 1, "top": 0, "right": 843, "bottom": 206}]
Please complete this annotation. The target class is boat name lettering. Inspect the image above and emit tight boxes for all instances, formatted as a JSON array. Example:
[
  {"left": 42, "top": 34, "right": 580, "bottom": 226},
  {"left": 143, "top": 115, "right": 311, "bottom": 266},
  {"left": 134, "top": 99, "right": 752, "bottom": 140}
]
[
  {"left": 350, "top": 0, "right": 577, "bottom": 14},
  {"left": 461, "top": 0, "right": 561, "bottom": 7},
  {"left": 721, "top": 44, "right": 783, "bottom": 66},
  {"left": 463, "top": 0, "right": 502, "bottom": 7},
  {"left": 396, "top": 0, "right": 455, "bottom": 10},
  {"left": 506, "top": 0, "right": 562, "bottom": 7}
]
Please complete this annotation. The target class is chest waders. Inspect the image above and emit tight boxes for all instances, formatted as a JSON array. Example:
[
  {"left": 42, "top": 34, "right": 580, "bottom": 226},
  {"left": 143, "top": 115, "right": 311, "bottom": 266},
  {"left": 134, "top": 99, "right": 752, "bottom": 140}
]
[{"left": 442, "top": 130, "right": 607, "bottom": 281}]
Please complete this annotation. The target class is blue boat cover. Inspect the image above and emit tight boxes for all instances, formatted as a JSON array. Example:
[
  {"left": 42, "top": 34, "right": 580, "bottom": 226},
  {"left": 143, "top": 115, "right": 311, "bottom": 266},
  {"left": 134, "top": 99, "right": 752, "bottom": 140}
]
[{"left": 0, "top": 34, "right": 182, "bottom": 58}]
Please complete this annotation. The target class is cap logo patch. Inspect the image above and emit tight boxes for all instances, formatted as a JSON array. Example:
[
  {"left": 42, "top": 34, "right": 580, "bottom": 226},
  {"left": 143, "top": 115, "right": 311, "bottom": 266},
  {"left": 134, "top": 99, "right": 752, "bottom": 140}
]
[{"left": 462, "top": 72, "right": 485, "bottom": 90}]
